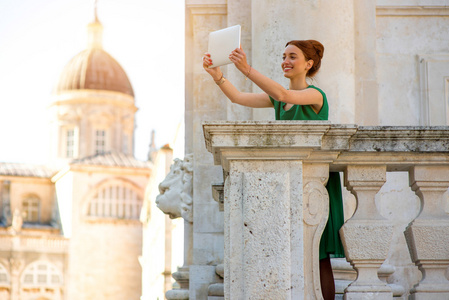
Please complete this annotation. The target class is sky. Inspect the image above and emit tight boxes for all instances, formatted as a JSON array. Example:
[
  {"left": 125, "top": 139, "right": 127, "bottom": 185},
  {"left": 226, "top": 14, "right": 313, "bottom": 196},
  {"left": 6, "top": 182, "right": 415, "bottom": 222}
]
[{"left": 0, "top": 0, "right": 185, "bottom": 164}]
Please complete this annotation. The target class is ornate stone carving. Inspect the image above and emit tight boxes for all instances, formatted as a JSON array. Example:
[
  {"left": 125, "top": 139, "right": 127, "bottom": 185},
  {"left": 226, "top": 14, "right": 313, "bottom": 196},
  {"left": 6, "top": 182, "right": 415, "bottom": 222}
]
[
  {"left": 156, "top": 154, "right": 193, "bottom": 222},
  {"left": 9, "top": 258, "right": 24, "bottom": 275},
  {"left": 303, "top": 180, "right": 328, "bottom": 226},
  {"left": 303, "top": 164, "right": 330, "bottom": 299}
]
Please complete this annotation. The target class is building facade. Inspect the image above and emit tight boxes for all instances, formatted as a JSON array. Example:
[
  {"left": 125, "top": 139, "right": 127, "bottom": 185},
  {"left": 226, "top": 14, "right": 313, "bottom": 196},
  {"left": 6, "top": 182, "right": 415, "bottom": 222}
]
[
  {"left": 0, "top": 12, "right": 151, "bottom": 300},
  {"left": 156, "top": 1, "right": 449, "bottom": 299}
]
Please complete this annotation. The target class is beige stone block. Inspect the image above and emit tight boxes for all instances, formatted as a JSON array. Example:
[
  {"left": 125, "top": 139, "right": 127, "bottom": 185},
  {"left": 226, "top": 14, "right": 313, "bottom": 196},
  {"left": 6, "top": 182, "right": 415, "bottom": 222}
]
[
  {"left": 194, "top": 203, "right": 223, "bottom": 233},
  {"left": 192, "top": 232, "right": 223, "bottom": 265},
  {"left": 193, "top": 164, "right": 223, "bottom": 205}
]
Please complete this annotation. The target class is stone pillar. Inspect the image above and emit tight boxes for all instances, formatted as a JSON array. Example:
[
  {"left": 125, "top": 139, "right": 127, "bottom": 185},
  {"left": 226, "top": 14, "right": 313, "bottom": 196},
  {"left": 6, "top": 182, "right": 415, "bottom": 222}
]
[
  {"left": 226, "top": 0, "right": 252, "bottom": 121},
  {"left": 405, "top": 166, "right": 449, "bottom": 300},
  {"left": 185, "top": 2, "right": 229, "bottom": 299},
  {"left": 9, "top": 257, "right": 24, "bottom": 300},
  {"left": 225, "top": 159, "right": 306, "bottom": 299},
  {"left": 340, "top": 165, "right": 394, "bottom": 299},
  {"left": 354, "top": 0, "right": 379, "bottom": 125}
]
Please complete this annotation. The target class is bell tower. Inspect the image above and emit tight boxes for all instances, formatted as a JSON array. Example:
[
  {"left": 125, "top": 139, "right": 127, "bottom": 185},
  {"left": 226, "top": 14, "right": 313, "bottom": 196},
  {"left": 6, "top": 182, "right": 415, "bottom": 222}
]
[{"left": 48, "top": 6, "right": 136, "bottom": 167}]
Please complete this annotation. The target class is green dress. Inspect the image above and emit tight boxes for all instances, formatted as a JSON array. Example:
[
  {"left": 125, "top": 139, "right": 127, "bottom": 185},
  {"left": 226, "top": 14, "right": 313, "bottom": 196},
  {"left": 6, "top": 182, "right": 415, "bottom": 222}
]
[{"left": 269, "top": 85, "right": 345, "bottom": 260}]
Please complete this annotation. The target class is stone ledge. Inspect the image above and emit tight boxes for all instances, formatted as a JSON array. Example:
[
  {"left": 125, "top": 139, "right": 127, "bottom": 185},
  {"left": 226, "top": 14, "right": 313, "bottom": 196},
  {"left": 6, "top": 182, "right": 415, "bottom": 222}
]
[{"left": 203, "top": 122, "right": 449, "bottom": 171}]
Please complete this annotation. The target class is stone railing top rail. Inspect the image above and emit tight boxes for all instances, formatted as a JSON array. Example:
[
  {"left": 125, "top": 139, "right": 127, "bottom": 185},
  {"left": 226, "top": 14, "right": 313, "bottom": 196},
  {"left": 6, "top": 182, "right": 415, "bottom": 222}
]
[{"left": 203, "top": 121, "right": 449, "bottom": 171}]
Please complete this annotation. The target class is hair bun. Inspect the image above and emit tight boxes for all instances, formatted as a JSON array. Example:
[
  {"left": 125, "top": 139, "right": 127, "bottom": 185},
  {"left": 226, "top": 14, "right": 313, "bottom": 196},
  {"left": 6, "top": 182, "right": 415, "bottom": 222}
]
[{"left": 308, "top": 40, "right": 324, "bottom": 59}]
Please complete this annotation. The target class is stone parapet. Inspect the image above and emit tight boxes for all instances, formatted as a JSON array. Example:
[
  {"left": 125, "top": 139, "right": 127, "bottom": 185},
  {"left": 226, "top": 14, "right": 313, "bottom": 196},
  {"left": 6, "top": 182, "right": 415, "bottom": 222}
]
[
  {"left": 203, "top": 121, "right": 449, "bottom": 300},
  {"left": 0, "top": 235, "right": 68, "bottom": 253}
]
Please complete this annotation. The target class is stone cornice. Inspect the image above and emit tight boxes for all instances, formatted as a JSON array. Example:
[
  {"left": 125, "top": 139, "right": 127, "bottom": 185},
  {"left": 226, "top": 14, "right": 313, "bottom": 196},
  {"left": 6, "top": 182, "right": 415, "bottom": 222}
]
[
  {"left": 377, "top": 1, "right": 449, "bottom": 16},
  {"left": 203, "top": 121, "right": 449, "bottom": 170},
  {"left": 186, "top": 3, "right": 227, "bottom": 15},
  {"left": 49, "top": 89, "right": 137, "bottom": 111},
  {"left": 349, "top": 126, "right": 449, "bottom": 152},
  {"left": 204, "top": 120, "right": 332, "bottom": 149}
]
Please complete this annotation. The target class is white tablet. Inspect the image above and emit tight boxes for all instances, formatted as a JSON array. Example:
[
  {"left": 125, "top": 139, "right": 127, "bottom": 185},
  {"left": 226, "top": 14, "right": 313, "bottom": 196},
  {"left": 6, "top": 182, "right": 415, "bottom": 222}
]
[{"left": 207, "top": 25, "right": 241, "bottom": 68}]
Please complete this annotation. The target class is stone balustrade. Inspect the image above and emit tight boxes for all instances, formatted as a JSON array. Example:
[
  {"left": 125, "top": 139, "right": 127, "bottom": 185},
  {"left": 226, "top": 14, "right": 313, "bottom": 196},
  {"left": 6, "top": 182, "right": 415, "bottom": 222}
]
[{"left": 203, "top": 121, "right": 449, "bottom": 300}]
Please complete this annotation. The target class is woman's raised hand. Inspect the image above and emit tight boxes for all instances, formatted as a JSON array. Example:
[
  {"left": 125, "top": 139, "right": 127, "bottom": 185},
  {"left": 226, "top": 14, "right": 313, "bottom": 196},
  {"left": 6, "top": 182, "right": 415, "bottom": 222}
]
[
  {"left": 203, "top": 53, "right": 222, "bottom": 81},
  {"left": 229, "top": 47, "right": 250, "bottom": 75}
]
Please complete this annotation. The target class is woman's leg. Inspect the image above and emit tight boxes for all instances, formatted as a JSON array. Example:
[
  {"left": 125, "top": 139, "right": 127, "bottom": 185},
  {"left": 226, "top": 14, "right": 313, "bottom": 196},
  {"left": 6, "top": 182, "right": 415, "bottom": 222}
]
[{"left": 320, "top": 257, "right": 335, "bottom": 300}]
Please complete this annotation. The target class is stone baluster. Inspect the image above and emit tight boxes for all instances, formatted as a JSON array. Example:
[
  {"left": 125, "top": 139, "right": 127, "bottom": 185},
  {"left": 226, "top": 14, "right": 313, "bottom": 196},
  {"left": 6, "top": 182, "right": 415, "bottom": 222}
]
[
  {"left": 340, "top": 165, "right": 394, "bottom": 299},
  {"left": 405, "top": 165, "right": 449, "bottom": 300}
]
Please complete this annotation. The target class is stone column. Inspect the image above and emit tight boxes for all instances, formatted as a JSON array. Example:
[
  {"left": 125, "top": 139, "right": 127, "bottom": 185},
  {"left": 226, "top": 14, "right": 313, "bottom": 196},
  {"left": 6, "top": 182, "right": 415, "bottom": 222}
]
[
  {"left": 340, "top": 165, "right": 394, "bottom": 299},
  {"left": 354, "top": 0, "right": 379, "bottom": 125},
  {"left": 225, "top": 159, "right": 305, "bottom": 299},
  {"left": 226, "top": 0, "right": 252, "bottom": 121},
  {"left": 9, "top": 257, "right": 24, "bottom": 300},
  {"left": 185, "top": 2, "right": 229, "bottom": 299},
  {"left": 405, "top": 166, "right": 449, "bottom": 300}
]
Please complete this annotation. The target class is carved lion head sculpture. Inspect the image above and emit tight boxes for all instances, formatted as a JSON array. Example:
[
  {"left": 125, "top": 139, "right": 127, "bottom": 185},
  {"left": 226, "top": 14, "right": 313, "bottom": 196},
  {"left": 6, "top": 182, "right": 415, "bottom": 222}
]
[{"left": 156, "top": 154, "right": 193, "bottom": 222}]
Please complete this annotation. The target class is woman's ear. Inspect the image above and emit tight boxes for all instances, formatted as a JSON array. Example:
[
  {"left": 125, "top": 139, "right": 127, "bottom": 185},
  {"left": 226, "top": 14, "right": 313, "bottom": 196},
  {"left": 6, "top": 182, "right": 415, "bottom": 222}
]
[{"left": 306, "top": 59, "right": 314, "bottom": 71}]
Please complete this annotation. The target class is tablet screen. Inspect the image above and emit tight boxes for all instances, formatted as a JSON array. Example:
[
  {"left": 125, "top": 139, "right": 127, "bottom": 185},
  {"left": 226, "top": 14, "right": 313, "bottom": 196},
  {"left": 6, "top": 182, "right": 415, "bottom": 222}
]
[{"left": 208, "top": 25, "right": 241, "bottom": 68}]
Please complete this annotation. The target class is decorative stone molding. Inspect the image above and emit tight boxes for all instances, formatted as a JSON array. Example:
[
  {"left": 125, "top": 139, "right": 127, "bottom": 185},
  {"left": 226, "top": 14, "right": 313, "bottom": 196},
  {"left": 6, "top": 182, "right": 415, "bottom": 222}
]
[
  {"left": 332, "top": 259, "right": 405, "bottom": 298},
  {"left": 156, "top": 154, "right": 194, "bottom": 222},
  {"left": 303, "top": 163, "right": 330, "bottom": 298},
  {"left": 186, "top": 1, "right": 227, "bottom": 15},
  {"left": 211, "top": 183, "right": 224, "bottom": 211},
  {"left": 9, "top": 258, "right": 24, "bottom": 275},
  {"left": 377, "top": 1, "right": 449, "bottom": 17},
  {"left": 166, "top": 266, "right": 190, "bottom": 300}
]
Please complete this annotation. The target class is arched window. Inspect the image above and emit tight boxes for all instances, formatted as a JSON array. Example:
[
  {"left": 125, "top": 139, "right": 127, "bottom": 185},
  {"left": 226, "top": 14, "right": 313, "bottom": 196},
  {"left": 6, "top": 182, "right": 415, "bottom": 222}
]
[
  {"left": 0, "top": 264, "right": 9, "bottom": 285},
  {"left": 21, "top": 261, "right": 62, "bottom": 286},
  {"left": 87, "top": 181, "right": 142, "bottom": 220},
  {"left": 22, "top": 195, "right": 40, "bottom": 223}
]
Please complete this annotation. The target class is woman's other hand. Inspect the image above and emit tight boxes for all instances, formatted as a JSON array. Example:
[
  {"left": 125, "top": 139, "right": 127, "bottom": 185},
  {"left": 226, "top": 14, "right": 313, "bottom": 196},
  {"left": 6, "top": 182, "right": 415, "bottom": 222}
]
[
  {"left": 203, "top": 53, "right": 222, "bottom": 81},
  {"left": 229, "top": 47, "right": 250, "bottom": 75}
]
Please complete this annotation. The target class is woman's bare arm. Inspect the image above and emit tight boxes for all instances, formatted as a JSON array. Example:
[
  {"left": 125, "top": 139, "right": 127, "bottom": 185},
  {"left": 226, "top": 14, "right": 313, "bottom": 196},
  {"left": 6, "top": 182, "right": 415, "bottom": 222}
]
[
  {"left": 203, "top": 53, "right": 273, "bottom": 108},
  {"left": 229, "top": 48, "right": 322, "bottom": 106}
]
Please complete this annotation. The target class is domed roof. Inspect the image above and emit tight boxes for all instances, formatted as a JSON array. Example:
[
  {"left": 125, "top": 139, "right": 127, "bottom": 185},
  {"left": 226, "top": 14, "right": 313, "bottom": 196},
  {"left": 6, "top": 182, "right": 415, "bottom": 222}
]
[
  {"left": 53, "top": 18, "right": 134, "bottom": 97},
  {"left": 54, "top": 48, "right": 134, "bottom": 97}
]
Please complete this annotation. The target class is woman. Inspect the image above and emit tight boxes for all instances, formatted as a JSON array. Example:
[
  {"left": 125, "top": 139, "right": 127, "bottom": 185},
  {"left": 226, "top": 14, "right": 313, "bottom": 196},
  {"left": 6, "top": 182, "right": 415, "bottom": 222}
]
[{"left": 203, "top": 39, "right": 345, "bottom": 300}]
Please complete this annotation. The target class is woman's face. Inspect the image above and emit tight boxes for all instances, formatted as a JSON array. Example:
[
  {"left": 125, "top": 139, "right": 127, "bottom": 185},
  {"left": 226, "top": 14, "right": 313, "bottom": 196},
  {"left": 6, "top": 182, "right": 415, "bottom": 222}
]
[{"left": 282, "top": 44, "right": 312, "bottom": 79}]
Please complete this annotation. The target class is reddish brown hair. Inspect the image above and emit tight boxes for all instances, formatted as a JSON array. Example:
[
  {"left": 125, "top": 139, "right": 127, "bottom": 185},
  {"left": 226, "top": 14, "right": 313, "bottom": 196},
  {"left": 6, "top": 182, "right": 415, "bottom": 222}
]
[{"left": 285, "top": 40, "right": 324, "bottom": 77}]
